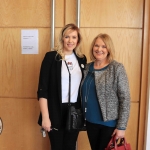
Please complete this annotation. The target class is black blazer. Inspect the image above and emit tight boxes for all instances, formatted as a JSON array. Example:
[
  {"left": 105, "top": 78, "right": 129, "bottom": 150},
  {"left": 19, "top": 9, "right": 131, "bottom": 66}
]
[{"left": 37, "top": 51, "right": 87, "bottom": 129}]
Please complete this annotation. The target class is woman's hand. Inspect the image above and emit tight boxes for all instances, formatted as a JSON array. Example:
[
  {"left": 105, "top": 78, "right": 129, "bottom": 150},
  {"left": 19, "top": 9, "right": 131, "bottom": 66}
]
[
  {"left": 39, "top": 98, "right": 51, "bottom": 132},
  {"left": 42, "top": 117, "right": 51, "bottom": 132},
  {"left": 112, "top": 129, "right": 125, "bottom": 139}
]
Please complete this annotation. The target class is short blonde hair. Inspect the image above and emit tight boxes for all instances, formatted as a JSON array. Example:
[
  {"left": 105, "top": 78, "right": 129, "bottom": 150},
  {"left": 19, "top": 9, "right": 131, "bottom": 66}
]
[
  {"left": 54, "top": 23, "right": 84, "bottom": 59},
  {"left": 89, "top": 33, "right": 115, "bottom": 62}
]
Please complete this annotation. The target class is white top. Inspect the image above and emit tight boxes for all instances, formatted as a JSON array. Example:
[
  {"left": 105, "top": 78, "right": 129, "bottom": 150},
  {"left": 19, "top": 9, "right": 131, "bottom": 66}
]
[{"left": 61, "top": 53, "right": 82, "bottom": 103}]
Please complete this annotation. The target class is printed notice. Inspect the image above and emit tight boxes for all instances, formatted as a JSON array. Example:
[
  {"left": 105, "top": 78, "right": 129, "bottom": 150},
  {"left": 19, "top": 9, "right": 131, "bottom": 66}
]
[{"left": 21, "top": 30, "right": 38, "bottom": 54}]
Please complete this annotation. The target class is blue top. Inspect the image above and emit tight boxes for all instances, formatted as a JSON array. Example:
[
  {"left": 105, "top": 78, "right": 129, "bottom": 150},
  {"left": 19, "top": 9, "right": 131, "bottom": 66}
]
[{"left": 81, "top": 62, "right": 117, "bottom": 127}]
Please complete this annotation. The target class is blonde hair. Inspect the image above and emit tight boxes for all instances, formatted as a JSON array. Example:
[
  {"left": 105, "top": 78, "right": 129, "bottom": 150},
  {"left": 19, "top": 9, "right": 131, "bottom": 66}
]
[
  {"left": 54, "top": 23, "right": 84, "bottom": 59},
  {"left": 89, "top": 33, "right": 115, "bottom": 62}
]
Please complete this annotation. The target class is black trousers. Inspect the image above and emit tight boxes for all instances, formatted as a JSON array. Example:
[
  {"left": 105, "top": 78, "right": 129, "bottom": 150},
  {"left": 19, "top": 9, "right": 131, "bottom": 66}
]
[
  {"left": 86, "top": 121, "right": 115, "bottom": 150},
  {"left": 48, "top": 103, "right": 79, "bottom": 150}
]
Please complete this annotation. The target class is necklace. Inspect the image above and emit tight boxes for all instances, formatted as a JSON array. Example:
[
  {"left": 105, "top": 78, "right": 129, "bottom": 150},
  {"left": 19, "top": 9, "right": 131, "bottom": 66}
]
[{"left": 84, "top": 71, "right": 94, "bottom": 113}]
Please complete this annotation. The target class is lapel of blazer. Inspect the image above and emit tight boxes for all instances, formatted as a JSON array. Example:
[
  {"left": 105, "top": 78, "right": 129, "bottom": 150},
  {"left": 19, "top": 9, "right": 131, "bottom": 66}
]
[
  {"left": 73, "top": 51, "right": 85, "bottom": 79},
  {"left": 55, "top": 54, "right": 62, "bottom": 106}
]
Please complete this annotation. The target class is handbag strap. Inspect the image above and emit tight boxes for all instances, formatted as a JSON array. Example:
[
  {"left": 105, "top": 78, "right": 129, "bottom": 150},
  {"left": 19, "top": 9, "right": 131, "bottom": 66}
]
[
  {"left": 106, "top": 135, "right": 129, "bottom": 150},
  {"left": 105, "top": 135, "right": 115, "bottom": 149},
  {"left": 64, "top": 60, "right": 71, "bottom": 105},
  {"left": 114, "top": 136, "right": 128, "bottom": 149}
]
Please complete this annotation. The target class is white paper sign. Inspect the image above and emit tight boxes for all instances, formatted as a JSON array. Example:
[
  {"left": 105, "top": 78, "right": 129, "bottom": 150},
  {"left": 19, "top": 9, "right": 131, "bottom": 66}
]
[{"left": 21, "top": 30, "right": 38, "bottom": 54}]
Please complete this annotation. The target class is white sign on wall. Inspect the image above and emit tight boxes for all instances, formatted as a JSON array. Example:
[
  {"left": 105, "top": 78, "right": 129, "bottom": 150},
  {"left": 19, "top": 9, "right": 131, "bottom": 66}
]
[{"left": 21, "top": 29, "right": 38, "bottom": 54}]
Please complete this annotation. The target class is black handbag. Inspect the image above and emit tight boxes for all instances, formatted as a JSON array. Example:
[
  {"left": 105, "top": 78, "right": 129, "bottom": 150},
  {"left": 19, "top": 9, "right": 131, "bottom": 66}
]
[{"left": 65, "top": 61, "right": 85, "bottom": 131}]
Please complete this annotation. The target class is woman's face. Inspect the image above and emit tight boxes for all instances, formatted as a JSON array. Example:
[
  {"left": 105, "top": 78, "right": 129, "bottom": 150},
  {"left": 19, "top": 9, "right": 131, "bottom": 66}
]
[
  {"left": 92, "top": 37, "right": 109, "bottom": 62},
  {"left": 63, "top": 29, "right": 78, "bottom": 55}
]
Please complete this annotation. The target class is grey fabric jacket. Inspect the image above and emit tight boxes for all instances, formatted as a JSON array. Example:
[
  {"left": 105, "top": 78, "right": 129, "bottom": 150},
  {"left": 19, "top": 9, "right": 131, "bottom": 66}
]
[{"left": 81, "top": 60, "right": 130, "bottom": 129}]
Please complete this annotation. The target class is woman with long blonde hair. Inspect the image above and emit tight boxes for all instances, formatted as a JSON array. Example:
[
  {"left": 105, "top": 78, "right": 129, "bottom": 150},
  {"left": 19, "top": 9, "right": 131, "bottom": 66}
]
[{"left": 37, "top": 23, "right": 87, "bottom": 150}]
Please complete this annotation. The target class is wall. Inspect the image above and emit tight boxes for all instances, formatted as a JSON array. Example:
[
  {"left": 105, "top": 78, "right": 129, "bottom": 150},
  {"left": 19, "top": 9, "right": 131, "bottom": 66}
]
[
  {"left": 0, "top": 0, "right": 149, "bottom": 150},
  {"left": 144, "top": 0, "right": 150, "bottom": 148}
]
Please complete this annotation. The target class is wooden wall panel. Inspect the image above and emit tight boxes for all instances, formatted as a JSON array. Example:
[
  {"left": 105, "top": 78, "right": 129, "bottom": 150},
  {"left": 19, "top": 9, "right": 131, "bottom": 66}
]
[
  {"left": 0, "top": 98, "right": 50, "bottom": 150},
  {"left": 78, "top": 103, "right": 139, "bottom": 150},
  {"left": 56, "top": 0, "right": 64, "bottom": 27},
  {"left": 126, "top": 103, "right": 139, "bottom": 150},
  {"left": 0, "top": 28, "right": 50, "bottom": 98},
  {"left": 0, "top": 0, "right": 50, "bottom": 27},
  {"left": 78, "top": 131, "right": 90, "bottom": 150},
  {"left": 0, "top": 0, "right": 64, "bottom": 27},
  {"left": 81, "top": 0, "right": 143, "bottom": 28},
  {"left": 80, "top": 28, "right": 142, "bottom": 102},
  {"left": 65, "top": 0, "right": 76, "bottom": 25}
]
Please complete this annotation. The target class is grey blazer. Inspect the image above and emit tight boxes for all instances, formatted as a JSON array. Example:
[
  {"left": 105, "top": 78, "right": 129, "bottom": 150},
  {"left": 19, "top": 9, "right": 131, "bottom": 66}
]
[{"left": 81, "top": 60, "right": 130, "bottom": 129}]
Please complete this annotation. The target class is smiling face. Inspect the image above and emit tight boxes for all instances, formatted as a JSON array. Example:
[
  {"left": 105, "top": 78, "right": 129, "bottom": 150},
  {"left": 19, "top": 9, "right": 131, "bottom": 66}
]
[
  {"left": 62, "top": 29, "right": 78, "bottom": 55},
  {"left": 92, "top": 37, "right": 109, "bottom": 62}
]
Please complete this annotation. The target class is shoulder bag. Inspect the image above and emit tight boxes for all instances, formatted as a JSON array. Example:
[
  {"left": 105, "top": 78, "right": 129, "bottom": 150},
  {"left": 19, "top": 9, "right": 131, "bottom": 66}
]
[{"left": 65, "top": 61, "right": 85, "bottom": 131}]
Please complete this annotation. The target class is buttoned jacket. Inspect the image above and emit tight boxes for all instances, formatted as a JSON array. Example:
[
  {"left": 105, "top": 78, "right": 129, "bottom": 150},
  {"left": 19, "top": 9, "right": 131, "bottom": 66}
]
[{"left": 81, "top": 60, "right": 130, "bottom": 129}]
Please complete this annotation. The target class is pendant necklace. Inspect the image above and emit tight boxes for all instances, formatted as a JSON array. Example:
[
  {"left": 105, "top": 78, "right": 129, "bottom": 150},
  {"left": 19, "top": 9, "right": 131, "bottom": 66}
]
[{"left": 85, "top": 71, "right": 94, "bottom": 114}]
